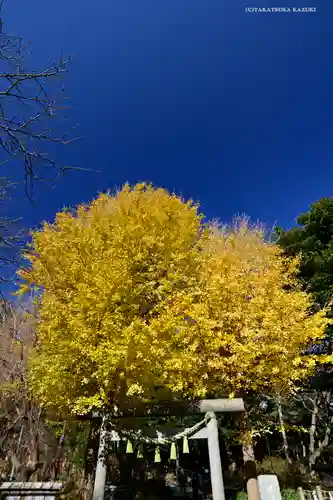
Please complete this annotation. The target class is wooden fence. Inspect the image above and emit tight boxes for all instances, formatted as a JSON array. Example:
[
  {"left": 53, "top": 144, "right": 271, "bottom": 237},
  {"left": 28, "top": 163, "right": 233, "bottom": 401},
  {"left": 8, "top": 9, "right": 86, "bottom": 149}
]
[
  {"left": 298, "top": 486, "right": 333, "bottom": 500},
  {"left": 0, "top": 482, "right": 63, "bottom": 499}
]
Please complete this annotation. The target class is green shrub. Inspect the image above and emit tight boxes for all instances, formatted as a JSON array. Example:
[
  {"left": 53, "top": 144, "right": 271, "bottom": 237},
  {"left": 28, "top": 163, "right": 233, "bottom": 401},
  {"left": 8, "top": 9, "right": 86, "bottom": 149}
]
[
  {"left": 282, "top": 490, "right": 299, "bottom": 500},
  {"left": 236, "top": 493, "right": 248, "bottom": 500},
  {"left": 236, "top": 489, "right": 299, "bottom": 500}
]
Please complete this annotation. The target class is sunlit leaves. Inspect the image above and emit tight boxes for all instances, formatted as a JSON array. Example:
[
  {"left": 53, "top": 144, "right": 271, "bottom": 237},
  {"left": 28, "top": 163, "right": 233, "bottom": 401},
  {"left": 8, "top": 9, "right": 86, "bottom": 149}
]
[{"left": 17, "top": 184, "right": 331, "bottom": 415}]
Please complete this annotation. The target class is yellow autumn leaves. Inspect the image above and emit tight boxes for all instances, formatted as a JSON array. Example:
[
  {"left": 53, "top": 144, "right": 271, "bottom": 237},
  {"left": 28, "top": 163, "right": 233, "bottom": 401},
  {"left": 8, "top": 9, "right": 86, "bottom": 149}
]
[{"left": 17, "top": 184, "right": 331, "bottom": 415}]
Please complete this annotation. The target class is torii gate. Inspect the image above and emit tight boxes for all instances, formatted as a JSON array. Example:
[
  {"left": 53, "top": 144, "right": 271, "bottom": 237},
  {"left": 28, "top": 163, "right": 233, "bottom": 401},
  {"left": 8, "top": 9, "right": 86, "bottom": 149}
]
[{"left": 88, "top": 398, "right": 258, "bottom": 500}]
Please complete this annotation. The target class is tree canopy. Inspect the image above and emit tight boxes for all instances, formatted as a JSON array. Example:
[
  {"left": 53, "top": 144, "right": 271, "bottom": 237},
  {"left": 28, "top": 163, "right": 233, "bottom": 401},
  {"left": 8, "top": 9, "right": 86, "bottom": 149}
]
[
  {"left": 17, "top": 184, "right": 330, "bottom": 415},
  {"left": 276, "top": 197, "right": 333, "bottom": 310},
  {"left": 276, "top": 196, "right": 333, "bottom": 390}
]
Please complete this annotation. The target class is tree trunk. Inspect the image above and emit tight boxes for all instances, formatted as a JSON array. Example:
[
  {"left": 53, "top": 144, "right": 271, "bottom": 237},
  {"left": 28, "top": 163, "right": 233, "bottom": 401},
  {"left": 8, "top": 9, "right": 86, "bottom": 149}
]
[
  {"left": 239, "top": 411, "right": 260, "bottom": 500},
  {"left": 309, "top": 396, "right": 318, "bottom": 471},
  {"left": 276, "top": 397, "right": 292, "bottom": 465}
]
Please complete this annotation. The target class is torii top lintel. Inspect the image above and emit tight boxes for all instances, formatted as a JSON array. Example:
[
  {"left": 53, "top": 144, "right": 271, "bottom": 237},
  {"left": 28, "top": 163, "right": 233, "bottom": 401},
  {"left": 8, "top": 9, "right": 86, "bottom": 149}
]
[{"left": 83, "top": 398, "right": 245, "bottom": 419}]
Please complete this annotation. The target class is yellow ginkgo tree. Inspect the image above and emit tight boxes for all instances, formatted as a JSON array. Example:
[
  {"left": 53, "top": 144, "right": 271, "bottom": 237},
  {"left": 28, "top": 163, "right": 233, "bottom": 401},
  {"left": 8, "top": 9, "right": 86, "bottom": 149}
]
[{"left": 17, "top": 184, "right": 331, "bottom": 415}]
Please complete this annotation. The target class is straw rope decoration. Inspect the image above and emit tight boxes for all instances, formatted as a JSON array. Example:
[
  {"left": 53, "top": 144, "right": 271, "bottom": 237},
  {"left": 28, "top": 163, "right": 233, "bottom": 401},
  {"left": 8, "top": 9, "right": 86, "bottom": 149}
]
[{"left": 124, "top": 414, "right": 209, "bottom": 461}]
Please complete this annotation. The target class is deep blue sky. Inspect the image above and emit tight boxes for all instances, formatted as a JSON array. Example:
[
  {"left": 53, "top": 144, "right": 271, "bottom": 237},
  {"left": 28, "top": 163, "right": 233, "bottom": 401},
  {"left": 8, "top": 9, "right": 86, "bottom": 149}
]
[{"left": 3, "top": 0, "right": 333, "bottom": 234}]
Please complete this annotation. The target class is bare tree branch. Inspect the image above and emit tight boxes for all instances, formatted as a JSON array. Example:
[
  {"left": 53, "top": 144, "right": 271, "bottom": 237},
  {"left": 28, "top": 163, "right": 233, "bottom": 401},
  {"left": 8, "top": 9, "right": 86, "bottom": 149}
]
[
  {"left": 0, "top": 1, "right": 83, "bottom": 198},
  {"left": 0, "top": 2, "right": 87, "bottom": 282}
]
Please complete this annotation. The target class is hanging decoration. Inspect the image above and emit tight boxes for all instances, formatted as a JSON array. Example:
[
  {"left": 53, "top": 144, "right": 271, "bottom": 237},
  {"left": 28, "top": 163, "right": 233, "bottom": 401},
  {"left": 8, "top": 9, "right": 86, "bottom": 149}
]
[
  {"left": 126, "top": 439, "right": 133, "bottom": 454},
  {"left": 183, "top": 436, "right": 189, "bottom": 454},
  {"left": 154, "top": 446, "right": 161, "bottom": 463},
  {"left": 120, "top": 414, "right": 208, "bottom": 463},
  {"left": 170, "top": 441, "right": 177, "bottom": 460}
]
